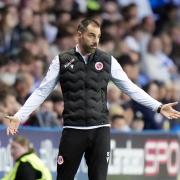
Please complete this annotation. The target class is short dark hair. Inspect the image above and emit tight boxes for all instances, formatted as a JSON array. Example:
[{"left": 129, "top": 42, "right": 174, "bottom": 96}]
[
  {"left": 77, "top": 18, "right": 100, "bottom": 32},
  {"left": 116, "top": 54, "right": 136, "bottom": 68},
  {"left": 50, "top": 90, "right": 63, "bottom": 102}
]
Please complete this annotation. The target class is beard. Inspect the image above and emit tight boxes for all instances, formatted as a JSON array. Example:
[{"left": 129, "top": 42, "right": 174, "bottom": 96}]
[{"left": 82, "top": 42, "right": 97, "bottom": 54}]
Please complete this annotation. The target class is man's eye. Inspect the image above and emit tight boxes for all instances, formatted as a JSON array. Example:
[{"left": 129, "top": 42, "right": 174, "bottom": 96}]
[{"left": 89, "top": 34, "right": 95, "bottom": 37}]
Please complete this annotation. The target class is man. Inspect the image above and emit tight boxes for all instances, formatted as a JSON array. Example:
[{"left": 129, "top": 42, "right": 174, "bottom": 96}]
[{"left": 4, "top": 19, "right": 180, "bottom": 180}]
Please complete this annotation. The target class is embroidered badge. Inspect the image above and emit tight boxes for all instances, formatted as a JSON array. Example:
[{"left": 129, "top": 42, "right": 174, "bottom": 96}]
[
  {"left": 57, "top": 155, "right": 64, "bottom": 165},
  {"left": 95, "top": 62, "right": 103, "bottom": 71},
  {"left": 64, "top": 58, "right": 75, "bottom": 68}
]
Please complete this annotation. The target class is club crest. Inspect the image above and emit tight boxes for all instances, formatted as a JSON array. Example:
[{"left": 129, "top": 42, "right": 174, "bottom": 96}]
[
  {"left": 57, "top": 155, "right": 64, "bottom": 165},
  {"left": 95, "top": 62, "right": 103, "bottom": 71}
]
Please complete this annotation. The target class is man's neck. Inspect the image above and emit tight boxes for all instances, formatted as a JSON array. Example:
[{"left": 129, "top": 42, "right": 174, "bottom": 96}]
[
  {"left": 76, "top": 44, "right": 91, "bottom": 57},
  {"left": 76, "top": 44, "right": 91, "bottom": 64}
]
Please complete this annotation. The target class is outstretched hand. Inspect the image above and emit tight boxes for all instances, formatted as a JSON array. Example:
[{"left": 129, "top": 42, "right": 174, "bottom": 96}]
[
  {"left": 160, "top": 102, "right": 180, "bottom": 120},
  {"left": 3, "top": 115, "right": 20, "bottom": 135}
]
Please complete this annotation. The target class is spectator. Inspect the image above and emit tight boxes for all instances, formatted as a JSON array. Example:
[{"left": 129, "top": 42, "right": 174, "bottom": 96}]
[
  {"left": 102, "top": 0, "right": 122, "bottom": 21},
  {"left": 111, "top": 114, "right": 131, "bottom": 132},
  {"left": 0, "top": 54, "right": 19, "bottom": 86},
  {"left": 101, "top": 20, "right": 118, "bottom": 39},
  {"left": 0, "top": 5, "right": 19, "bottom": 54},
  {"left": 0, "top": 81, "right": 20, "bottom": 117},
  {"left": 117, "top": 54, "right": 140, "bottom": 83},
  {"left": 131, "top": 111, "right": 144, "bottom": 132},
  {"left": 2, "top": 135, "right": 52, "bottom": 180},
  {"left": 121, "top": 3, "right": 138, "bottom": 29},
  {"left": 50, "top": 91, "right": 64, "bottom": 126},
  {"left": 30, "top": 57, "right": 44, "bottom": 91},
  {"left": 18, "top": 49, "right": 35, "bottom": 73},
  {"left": 142, "top": 36, "right": 172, "bottom": 83},
  {"left": 140, "top": 16, "right": 155, "bottom": 54},
  {"left": 11, "top": 7, "right": 34, "bottom": 51},
  {"left": 14, "top": 73, "right": 33, "bottom": 104},
  {"left": 122, "top": 101, "right": 135, "bottom": 128},
  {"left": 99, "top": 33, "right": 116, "bottom": 54},
  {"left": 109, "top": 104, "right": 124, "bottom": 117},
  {"left": 50, "top": 30, "right": 76, "bottom": 57},
  {"left": 118, "top": 0, "right": 153, "bottom": 20},
  {"left": 168, "top": 24, "right": 180, "bottom": 72},
  {"left": 132, "top": 80, "right": 166, "bottom": 129},
  {"left": 31, "top": 12, "right": 44, "bottom": 37},
  {"left": 55, "top": 10, "right": 72, "bottom": 27},
  {"left": 107, "top": 82, "right": 122, "bottom": 105},
  {"left": 27, "top": 98, "right": 59, "bottom": 127}
]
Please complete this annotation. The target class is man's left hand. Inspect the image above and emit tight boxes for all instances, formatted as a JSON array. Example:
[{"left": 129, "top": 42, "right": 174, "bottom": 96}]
[{"left": 160, "top": 102, "right": 180, "bottom": 119}]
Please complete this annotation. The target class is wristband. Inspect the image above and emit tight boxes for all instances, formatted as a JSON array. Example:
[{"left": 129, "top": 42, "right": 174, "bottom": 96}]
[{"left": 157, "top": 104, "right": 163, "bottom": 113}]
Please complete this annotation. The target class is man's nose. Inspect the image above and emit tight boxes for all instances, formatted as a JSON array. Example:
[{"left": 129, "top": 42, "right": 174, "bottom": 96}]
[
  {"left": 93, "top": 39, "right": 98, "bottom": 45},
  {"left": 95, "top": 36, "right": 100, "bottom": 42}
]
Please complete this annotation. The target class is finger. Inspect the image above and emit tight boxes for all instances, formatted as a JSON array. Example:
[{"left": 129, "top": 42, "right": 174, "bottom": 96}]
[
  {"left": 4, "top": 115, "right": 11, "bottom": 119},
  {"left": 168, "top": 102, "right": 178, "bottom": 107},
  {"left": 170, "top": 111, "right": 180, "bottom": 117},
  {"left": 13, "top": 123, "right": 18, "bottom": 133},
  {"left": 168, "top": 116, "right": 173, "bottom": 120},
  {"left": 9, "top": 128, "right": 14, "bottom": 135},
  {"left": 170, "top": 115, "right": 179, "bottom": 119},
  {"left": 10, "top": 124, "right": 16, "bottom": 134},
  {"left": 5, "top": 116, "right": 15, "bottom": 121},
  {"left": 7, "top": 127, "right": 14, "bottom": 135},
  {"left": 174, "top": 113, "right": 180, "bottom": 118},
  {"left": 173, "top": 111, "right": 180, "bottom": 117},
  {"left": 13, "top": 128, "right": 18, "bottom": 134},
  {"left": 169, "top": 111, "right": 180, "bottom": 119},
  {"left": 6, "top": 127, "right": 10, "bottom": 136}
]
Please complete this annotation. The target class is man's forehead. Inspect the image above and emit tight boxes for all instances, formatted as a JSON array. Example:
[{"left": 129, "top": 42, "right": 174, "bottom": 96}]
[{"left": 86, "top": 24, "right": 101, "bottom": 34}]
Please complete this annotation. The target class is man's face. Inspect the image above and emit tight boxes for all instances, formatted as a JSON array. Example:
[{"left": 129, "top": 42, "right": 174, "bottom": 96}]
[{"left": 78, "top": 23, "right": 101, "bottom": 54}]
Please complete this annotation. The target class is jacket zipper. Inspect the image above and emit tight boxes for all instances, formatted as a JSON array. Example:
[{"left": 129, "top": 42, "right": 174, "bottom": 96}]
[{"left": 85, "top": 61, "right": 89, "bottom": 126}]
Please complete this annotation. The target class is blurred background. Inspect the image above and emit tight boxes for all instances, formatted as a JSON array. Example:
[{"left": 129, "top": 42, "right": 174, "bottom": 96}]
[{"left": 0, "top": 0, "right": 180, "bottom": 179}]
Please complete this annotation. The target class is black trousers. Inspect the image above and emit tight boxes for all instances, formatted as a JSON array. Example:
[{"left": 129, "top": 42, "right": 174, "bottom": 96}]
[{"left": 56, "top": 127, "right": 110, "bottom": 180}]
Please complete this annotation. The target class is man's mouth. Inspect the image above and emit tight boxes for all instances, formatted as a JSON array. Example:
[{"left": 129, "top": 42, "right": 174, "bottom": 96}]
[{"left": 91, "top": 44, "right": 97, "bottom": 48}]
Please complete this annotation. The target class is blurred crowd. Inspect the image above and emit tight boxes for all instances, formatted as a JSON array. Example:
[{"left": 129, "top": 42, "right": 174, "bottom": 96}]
[{"left": 0, "top": 0, "right": 180, "bottom": 131}]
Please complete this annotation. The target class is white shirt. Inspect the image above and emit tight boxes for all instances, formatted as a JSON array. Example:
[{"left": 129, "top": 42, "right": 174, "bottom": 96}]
[{"left": 15, "top": 48, "right": 161, "bottom": 129}]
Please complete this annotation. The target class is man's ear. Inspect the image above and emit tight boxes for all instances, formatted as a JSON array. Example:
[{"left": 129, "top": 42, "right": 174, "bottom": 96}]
[{"left": 77, "top": 31, "right": 82, "bottom": 38}]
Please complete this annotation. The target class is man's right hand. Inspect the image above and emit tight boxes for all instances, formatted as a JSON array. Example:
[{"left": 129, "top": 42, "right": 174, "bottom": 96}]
[{"left": 4, "top": 116, "right": 20, "bottom": 135}]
